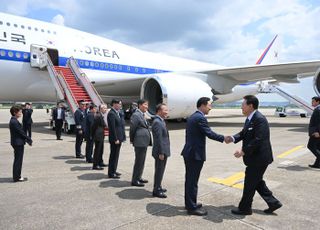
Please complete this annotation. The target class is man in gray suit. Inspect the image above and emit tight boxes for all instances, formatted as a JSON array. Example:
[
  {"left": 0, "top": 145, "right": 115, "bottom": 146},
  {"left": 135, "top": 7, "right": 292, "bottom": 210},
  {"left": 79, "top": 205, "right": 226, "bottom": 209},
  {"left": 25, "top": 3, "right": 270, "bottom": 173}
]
[
  {"left": 152, "top": 103, "right": 170, "bottom": 198},
  {"left": 130, "top": 99, "right": 152, "bottom": 187}
]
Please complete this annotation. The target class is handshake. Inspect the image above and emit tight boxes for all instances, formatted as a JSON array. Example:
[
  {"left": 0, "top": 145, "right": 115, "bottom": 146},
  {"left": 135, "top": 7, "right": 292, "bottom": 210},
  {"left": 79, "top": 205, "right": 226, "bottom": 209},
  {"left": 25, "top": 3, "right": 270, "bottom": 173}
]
[{"left": 224, "top": 136, "right": 233, "bottom": 144}]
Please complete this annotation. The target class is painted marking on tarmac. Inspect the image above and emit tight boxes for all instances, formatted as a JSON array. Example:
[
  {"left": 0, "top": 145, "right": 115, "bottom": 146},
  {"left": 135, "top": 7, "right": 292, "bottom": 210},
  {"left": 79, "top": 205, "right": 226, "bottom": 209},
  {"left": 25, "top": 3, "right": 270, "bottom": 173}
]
[
  {"left": 208, "top": 172, "right": 244, "bottom": 189},
  {"left": 277, "top": 145, "right": 304, "bottom": 159}
]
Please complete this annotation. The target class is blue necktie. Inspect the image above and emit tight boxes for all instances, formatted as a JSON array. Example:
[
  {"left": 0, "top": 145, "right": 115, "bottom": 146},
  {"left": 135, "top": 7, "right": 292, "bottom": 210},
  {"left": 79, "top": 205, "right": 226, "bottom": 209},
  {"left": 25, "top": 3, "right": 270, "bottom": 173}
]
[{"left": 244, "top": 118, "right": 250, "bottom": 128}]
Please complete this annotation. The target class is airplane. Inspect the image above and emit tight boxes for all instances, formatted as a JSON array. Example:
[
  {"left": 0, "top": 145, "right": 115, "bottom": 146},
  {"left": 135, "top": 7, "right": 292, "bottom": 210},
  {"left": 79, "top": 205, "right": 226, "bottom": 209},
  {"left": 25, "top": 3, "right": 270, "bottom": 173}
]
[{"left": 1, "top": 12, "right": 320, "bottom": 119}]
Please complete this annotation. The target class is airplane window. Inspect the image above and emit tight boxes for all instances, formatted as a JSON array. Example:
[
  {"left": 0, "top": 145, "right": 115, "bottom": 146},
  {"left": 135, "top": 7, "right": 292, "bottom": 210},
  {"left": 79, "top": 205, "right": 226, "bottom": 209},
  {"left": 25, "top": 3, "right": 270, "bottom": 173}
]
[
  {"left": 85, "top": 61, "right": 89, "bottom": 66},
  {"left": 114, "top": 65, "right": 117, "bottom": 70},
  {"left": 135, "top": 67, "right": 139, "bottom": 72},
  {"left": 23, "top": 53, "right": 29, "bottom": 59},
  {"left": 33, "top": 54, "right": 37, "bottom": 59},
  {"left": 8, "top": 51, "right": 13, "bottom": 57},
  {"left": 21, "top": 25, "right": 25, "bottom": 29},
  {"left": 6, "top": 22, "right": 10, "bottom": 26},
  {"left": 53, "top": 31, "right": 57, "bottom": 35},
  {"left": 90, "top": 62, "right": 94, "bottom": 67},
  {"left": 142, "top": 68, "right": 146, "bottom": 73},
  {"left": 105, "top": 64, "right": 108, "bottom": 69},
  {"left": 95, "top": 62, "right": 99, "bottom": 67},
  {"left": 0, "top": 21, "right": 3, "bottom": 25},
  {"left": 28, "top": 26, "right": 32, "bottom": 30},
  {"left": 41, "top": 29, "right": 44, "bottom": 32},
  {"left": 35, "top": 28, "right": 38, "bottom": 31},
  {"left": 119, "top": 65, "right": 122, "bottom": 70},
  {"left": 0, "top": 50, "right": 6, "bottom": 56},
  {"left": 100, "top": 63, "right": 104, "bottom": 68},
  {"left": 16, "top": 52, "right": 21, "bottom": 58},
  {"left": 79, "top": 60, "right": 84, "bottom": 66},
  {"left": 110, "top": 64, "right": 113, "bottom": 69},
  {"left": 47, "top": 30, "right": 51, "bottom": 34},
  {"left": 14, "top": 24, "right": 18, "bottom": 27}
]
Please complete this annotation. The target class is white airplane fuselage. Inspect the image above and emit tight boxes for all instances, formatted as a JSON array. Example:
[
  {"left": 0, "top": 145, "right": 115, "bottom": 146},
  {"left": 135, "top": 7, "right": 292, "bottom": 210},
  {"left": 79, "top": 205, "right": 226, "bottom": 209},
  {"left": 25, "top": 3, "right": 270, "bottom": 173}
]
[{"left": 0, "top": 13, "right": 262, "bottom": 117}]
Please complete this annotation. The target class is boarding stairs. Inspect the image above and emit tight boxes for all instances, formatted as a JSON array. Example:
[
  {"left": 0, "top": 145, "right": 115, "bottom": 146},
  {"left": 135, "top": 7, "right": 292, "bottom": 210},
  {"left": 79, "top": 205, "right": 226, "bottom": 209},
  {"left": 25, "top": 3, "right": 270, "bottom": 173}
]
[
  {"left": 46, "top": 54, "right": 109, "bottom": 135},
  {"left": 259, "top": 83, "right": 313, "bottom": 115}
]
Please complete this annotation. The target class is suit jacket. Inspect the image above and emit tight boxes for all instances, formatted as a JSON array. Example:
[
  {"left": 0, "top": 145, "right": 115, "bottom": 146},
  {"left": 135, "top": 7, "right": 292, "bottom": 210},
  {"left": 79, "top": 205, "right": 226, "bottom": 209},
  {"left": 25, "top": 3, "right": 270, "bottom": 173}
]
[
  {"left": 74, "top": 108, "right": 86, "bottom": 130},
  {"left": 129, "top": 110, "right": 152, "bottom": 147},
  {"left": 92, "top": 112, "right": 106, "bottom": 141},
  {"left": 52, "top": 107, "right": 65, "bottom": 121},
  {"left": 308, "top": 106, "right": 320, "bottom": 137},
  {"left": 107, "top": 108, "right": 126, "bottom": 143},
  {"left": 85, "top": 111, "right": 95, "bottom": 139},
  {"left": 181, "top": 111, "right": 224, "bottom": 161},
  {"left": 22, "top": 108, "right": 33, "bottom": 124},
  {"left": 233, "top": 110, "right": 273, "bottom": 166},
  {"left": 9, "top": 116, "right": 32, "bottom": 146},
  {"left": 152, "top": 116, "right": 170, "bottom": 158}
]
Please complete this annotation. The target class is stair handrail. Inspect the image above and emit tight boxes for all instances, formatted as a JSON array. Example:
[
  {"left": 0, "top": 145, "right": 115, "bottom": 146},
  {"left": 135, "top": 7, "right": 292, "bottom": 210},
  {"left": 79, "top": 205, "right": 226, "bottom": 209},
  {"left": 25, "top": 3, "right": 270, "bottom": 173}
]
[
  {"left": 45, "top": 53, "right": 65, "bottom": 100},
  {"left": 67, "top": 57, "right": 104, "bottom": 107}
]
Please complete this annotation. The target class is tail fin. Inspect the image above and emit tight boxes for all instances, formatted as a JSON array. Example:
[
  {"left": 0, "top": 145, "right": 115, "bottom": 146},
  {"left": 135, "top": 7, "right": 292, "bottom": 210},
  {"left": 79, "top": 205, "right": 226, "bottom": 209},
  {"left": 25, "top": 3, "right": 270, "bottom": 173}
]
[{"left": 256, "top": 35, "right": 280, "bottom": 65}]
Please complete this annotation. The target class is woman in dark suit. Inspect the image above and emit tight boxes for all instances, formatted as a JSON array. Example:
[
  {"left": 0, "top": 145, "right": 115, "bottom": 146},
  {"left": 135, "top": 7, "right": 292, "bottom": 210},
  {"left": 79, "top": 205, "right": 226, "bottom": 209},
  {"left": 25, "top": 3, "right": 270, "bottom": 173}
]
[{"left": 9, "top": 105, "right": 32, "bottom": 182}]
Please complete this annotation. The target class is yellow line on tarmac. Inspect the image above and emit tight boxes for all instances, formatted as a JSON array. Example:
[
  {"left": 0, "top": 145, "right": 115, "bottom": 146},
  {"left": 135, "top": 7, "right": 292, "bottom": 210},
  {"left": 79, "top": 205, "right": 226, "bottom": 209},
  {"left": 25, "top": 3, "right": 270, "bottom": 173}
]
[
  {"left": 277, "top": 145, "right": 304, "bottom": 159},
  {"left": 208, "top": 172, "right": 245, "bottom": 186}
]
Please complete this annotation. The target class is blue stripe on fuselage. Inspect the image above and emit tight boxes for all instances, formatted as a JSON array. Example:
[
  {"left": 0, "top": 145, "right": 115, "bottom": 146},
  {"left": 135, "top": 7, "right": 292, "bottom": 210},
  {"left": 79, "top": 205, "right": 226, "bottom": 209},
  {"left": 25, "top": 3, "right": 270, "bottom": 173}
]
[{"left": 0, "top": 48, "right": 169, "bottom": 75}]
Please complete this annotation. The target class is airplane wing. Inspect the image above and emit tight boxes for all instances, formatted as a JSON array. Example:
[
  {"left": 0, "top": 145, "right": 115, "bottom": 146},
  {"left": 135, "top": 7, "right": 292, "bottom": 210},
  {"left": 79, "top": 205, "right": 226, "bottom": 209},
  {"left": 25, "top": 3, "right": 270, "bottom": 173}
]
[{"left": 201, "top": 60, "right": 320, "bottom": 84}]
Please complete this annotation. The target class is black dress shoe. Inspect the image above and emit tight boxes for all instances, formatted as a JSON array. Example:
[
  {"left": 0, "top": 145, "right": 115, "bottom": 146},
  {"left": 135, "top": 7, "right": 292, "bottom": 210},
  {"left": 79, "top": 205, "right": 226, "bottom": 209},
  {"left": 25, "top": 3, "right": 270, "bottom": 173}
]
[
  {"left": 76, "top": 154, "right": 85, "bottom": 159},
  {"left": 13, "top": 177, "right": 28, "bottom": 182},
  {"left": 57, "top": 138, "right": 63, "bottom": 140},
  {"left": 160, "top": 187, "right": 167, "bottom": 193},
  {"left": 187, "top": 208, "right": 207, "bottom": 216},
  {"left": 92, "top": 166, "right": 104, "bottom": 170},
  {"left": 139, "top": 178, "right": 148, "bottom": 183},
  {"left": 100, "top": 163, "right": 108, "bottom": 167},
  {"left": 264, "top": 202, "right": 283, "bottom": 214},
  {"left": 109, "top": 174, "right": 120, "bottom": 179},
  {"left": 115, "top": 172, "right": 122, "bottom": 176},
  {"left": 152, "top": 191, "right": 167, "bottom": 198},
  {"left": 185, "top": 203, "right": 202, "bottom": 210},
  {"left": 231, "top": 208, "right": 252, "bottom": 215},
  {"left": 86, "top": 159, "right": 93, "bottom": 163},
  {"left": 131, "top": 181, "right": 144, "bottom": 187},
  {"left": 308, "top": 164, "right": 320, "bottom": 169}
]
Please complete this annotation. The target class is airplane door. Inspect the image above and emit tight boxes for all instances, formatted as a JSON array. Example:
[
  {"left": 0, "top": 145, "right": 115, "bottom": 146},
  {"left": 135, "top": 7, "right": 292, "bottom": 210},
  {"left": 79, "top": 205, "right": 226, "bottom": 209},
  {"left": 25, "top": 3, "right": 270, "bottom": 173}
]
[{"left": 30, "top": 44, "right": 47, "bottom": 69}]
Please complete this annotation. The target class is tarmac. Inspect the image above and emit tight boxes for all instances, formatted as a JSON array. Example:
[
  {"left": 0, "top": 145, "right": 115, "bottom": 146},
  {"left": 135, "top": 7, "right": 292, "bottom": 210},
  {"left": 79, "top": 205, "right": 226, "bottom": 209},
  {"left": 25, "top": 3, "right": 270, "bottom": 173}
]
[{"left": 0, "top": 108, "right": 319, "bottom": 230}]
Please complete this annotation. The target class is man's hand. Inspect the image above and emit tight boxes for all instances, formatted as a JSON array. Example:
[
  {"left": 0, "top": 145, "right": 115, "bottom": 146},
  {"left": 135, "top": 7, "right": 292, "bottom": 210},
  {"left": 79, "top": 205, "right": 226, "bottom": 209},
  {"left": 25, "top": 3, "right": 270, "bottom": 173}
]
[
  {"left": 159, "top": 154, "right": 165, "bottom": 161},
  {"left": 234, "top": 150, "right": 244, "bottom": 158},
  {"left": 224, "top": 136, "right": 233, "bottom": 144},
  {"left": 312, "top": 132, "right": 320, "bottom": 138},
  {"left": 115, "top": 140, "right": 120, "bottom": 145}
]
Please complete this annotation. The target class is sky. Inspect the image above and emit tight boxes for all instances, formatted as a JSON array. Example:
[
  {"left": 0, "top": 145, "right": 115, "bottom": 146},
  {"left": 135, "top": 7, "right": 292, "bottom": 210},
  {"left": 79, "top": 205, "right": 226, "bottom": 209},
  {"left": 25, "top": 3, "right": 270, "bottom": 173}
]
[{"left": 1, "top": 0, "right": 320, "bottom": 102}]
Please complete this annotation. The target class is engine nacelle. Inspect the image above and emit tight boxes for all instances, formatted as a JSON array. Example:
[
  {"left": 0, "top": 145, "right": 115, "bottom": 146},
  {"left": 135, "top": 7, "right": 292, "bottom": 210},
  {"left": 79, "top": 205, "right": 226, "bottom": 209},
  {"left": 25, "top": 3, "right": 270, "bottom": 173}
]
[
  {"left": 141, "top": 73, "right": 213, "bottom": 119},
  {"left": 313, "top": 68, "right": 320, "bottom": 96}
]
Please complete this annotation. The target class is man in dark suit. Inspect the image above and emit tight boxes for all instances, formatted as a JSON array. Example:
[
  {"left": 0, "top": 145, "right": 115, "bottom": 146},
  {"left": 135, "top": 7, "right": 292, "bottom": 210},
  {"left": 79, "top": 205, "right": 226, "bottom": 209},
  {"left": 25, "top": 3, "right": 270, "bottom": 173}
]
[
  {"left": 52, "top": 102, "right": 65, "bottom": 140},
  {"left": 307, "top": 96, "right": 320, "bottom": 168},
  {"left": 130, "top": 99, "right": 152, "bottom": 187},
  {"left": 9, "top": 105, "right": 32, "bottom": 182},
  {"left": 228, "top": 95, "right": 282, "bottom": 215},
  {"left": 181, "top": 97, "right": 225, "bottom": 216},
  {"left": 22, "top": 102, "right": 33, "bottom": 138},
  {"left": 85, "top": 104, "right": 97, "bottom": 163},
  {"left": 107, "top": 99, "right": 126, "bottom": 178},
  {"left": 74, "top": 100, "right": 86, "bottom": 158},
  {"left": 151, "top": 103, "right": 170, "bottom": 198},
  {"left": 92, "top": 104, "right": 107, "bottom": 170}
]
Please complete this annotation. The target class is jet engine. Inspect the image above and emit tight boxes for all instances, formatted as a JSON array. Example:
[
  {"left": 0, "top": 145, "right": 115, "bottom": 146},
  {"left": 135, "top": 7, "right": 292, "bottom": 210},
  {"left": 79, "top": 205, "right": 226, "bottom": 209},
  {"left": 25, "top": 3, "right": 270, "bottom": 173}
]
[
  {"left": 141, "top": 73, "right": 213, "bottom": 119},
  {"left": 313, "top": 68, "right": 320, "bottom": 96}
]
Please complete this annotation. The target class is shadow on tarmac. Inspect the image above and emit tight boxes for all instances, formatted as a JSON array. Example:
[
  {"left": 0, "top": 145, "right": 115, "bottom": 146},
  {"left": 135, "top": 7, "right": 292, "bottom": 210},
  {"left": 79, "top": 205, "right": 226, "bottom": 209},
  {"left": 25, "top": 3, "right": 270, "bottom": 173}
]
[
  {"left": 116, "top": 188, "right": 150, "bottom": 200},
  {"left": 99, "top": 180, "right": 131, "bottom": 188},
  {"left": 278, "top": 165, "right": 310, "bottom": 171},
  {"left": 0, "top": 177, "right": 13, "bottom": 183},
  {"left": 77, "top": 173, "right": 108, "bottom": 180}
]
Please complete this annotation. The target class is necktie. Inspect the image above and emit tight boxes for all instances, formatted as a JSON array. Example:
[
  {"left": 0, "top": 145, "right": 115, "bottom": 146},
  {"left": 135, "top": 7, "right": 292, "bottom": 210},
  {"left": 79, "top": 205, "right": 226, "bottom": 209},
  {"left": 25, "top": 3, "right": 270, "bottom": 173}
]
[{"left": 244, "top": 118, "right": 250, "bottom": 128}]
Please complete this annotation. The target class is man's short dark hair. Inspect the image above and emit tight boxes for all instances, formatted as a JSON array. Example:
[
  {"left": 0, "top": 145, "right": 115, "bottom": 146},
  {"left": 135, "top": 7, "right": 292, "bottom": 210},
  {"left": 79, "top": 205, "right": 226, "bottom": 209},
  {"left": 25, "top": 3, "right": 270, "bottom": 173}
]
[
  {"left": 10, "top": 105, "right": 22, "bottom": 116},
  {"left": 111, "top": 99, "right": 121, "bottom": 106},
  {"left": 25, "top": 102, "right": 31, "bottom": 106},
  {"left": 312, "top": 96, "right": 320, "bottom": 102},
  {"left": 196, "top": 97, "right": 211, "bottom": 108},
  {"left": 243, "top": 95, "right": 259, "bottom": 109},
  {"left": 155, "top": 103, "right": 166, "bottom": 113},
  {"left": 89, "top": 104, "right": 97, "bottom": 110},
  {"left": 137, "top": 99, "right": 148, "bottom": 106}
]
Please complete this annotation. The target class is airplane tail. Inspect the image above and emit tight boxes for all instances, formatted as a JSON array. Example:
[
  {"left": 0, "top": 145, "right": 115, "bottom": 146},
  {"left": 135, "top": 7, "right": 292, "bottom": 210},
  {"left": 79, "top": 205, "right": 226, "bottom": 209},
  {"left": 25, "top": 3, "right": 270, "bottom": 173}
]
[{"left": 256, "top": 35, "right": 281, "bottom": 65}]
